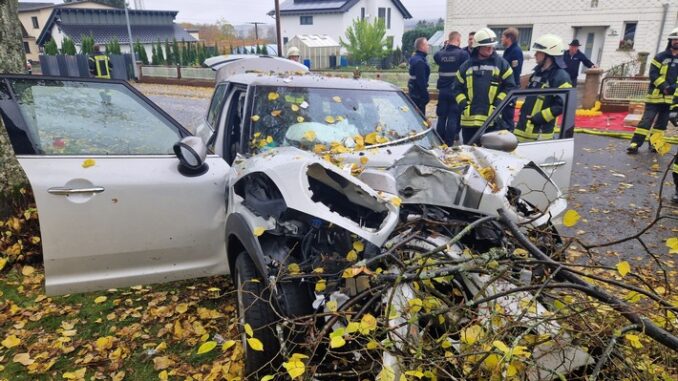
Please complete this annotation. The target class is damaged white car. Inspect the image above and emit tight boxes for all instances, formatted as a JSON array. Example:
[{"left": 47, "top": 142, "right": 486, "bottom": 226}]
[{"left": 1, "top": 61, "right": 591, "bottom": 379}]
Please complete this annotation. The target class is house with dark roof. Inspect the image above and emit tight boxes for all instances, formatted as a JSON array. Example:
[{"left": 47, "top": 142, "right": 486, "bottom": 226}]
[
  {"left": 32, "top": 5, "right": 196, "bottom": 61},
  {"left": 271, "top": 0, "right": 412, "bottom": 53},
  {"left": 18, "top": 1, "right": 115, "bottom": 62}
]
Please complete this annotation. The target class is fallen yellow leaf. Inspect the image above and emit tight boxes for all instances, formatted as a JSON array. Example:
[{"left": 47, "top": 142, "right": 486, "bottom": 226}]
[
  {"left": 12, "top": 352, "right": 34, "bottom": 366},
  {"left": 244, "top": 323, "right": 254, "bottom": 337},
  {"left": 315, "top": 279, "right": 327, "bottom": 292},
  {"left": 253, "top": 227, "right": 266, "bottom": 237},
  {"left": 271, "top": 110, "right": 282, "bottom": 117},
  {"left": 325, "top": 115, "right": 336, "bottom": 124},
  {"left": 21, "top": 266, "right": 35, "bottom": 276},
  {"left": 196, "top": 341, "right": 217, "bottom": 354},
  {"left": 251, "top": 115, "right": 260, "bottom": 122},
  {"left": 247, "top": 337, "right": 264, "bottom": 351},
  {"left": 152, "top": 356, "right": 175, "bottom": 370},
  {"left": 390, "top": 197, "right": 402, "bottom": 207},
  {"left": 222, "top": 340, "right": 236, "bottom": 351},
  {"left": 175, "top": 303, "right": 189, "bottom": 314},
  {"left": 616, "top": 261, "right": 631, "bottom": 277},
  {"left": 346, "top": 250, "right": 358, "bottom": 262},
  {"left": 62, "top": 368, "right": 86, "bottom": 379},
  {"left": 94, "top": 296, "right": 107, "bottom": 304},
  {"left": 2, "top": 335, "right": 21, "bottom": 349},
  {"left": 0, "top": 257, "right": 7, "bottom": 272},
  {"left": 268, "top": 92, "right": 280, "bottom": 101},
  {"left": 158, "top": 370, "right": 168, "bottom": 381},
  {"left": 562, "top": 210, "right": 580, "bottom": 227},
  {"left": 81, "top": 159, "right": 96, "bottom": 168}
]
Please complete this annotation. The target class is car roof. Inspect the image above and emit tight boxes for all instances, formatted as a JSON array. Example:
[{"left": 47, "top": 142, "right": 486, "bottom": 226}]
[{"left": 224, "top": 73, "right": 401, "bottom": 92}]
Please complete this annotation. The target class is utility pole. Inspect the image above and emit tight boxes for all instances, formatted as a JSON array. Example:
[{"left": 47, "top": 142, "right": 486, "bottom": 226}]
[
  {"left": 274, "top": 0, "right": 282, "bottom": 57},
  {"left": 249, "top": 22, "right": 265, "bottom": 43},
  {"left": 124, "top": 1, "right": 139, "bottom": 79}
]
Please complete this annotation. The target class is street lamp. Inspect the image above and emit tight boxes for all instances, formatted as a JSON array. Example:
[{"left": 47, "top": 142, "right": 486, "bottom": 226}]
[
  {"left": 124, "top": 1, "right": 139, "bottom": 79},
  {"left": 274, "top": 0, "right": 282, "bottom": 57}
]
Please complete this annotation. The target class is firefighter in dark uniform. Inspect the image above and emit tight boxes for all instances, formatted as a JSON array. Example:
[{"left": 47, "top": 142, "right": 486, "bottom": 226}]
[
  {"left": 452, "top": 28, "right": 517, "bottom": 144},
  {"left": 627, "top": 27, "right": 678, "bottom": 154},
  {"left": 434, "top": 31, "right": 469, "bottom": 145},
  {"left": 88, "top": 45, "right": 112, "bottom": 79},
  {"left": 408, "top": 37, "right": 431, "bottom": 115},
  {"left": 501, "top": 27, "right": 524, "bottom": 130},
  {"left": 514, "top": 34, "right": 572, "bottom": 142}
]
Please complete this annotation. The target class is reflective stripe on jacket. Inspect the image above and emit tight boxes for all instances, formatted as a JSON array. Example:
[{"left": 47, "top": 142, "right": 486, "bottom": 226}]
[
  {"left": 515, "top": 65, "right": 572, "bottom": 141},
  {"left": 647, "top": 50, "right": 678, "bottom": 104},
  {"left": 89, "top": 54, "right": 111, "bottom": 79},
  {"left": 452, "top": 52, "right": 516, "bottom": 128}
]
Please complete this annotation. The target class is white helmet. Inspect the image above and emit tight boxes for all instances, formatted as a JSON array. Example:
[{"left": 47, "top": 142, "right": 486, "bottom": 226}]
[
  {"left": 472, "top": 28, "right": 498, "bottom": 48},
  {"left": 532, "top": 34, "right": 566, "bottom": 57},
  {"left": 669, "top": 27, "right": 678, "bottom": 40},
  {"left": 287, "top": 46, "right": 300, "bottom": 57}
]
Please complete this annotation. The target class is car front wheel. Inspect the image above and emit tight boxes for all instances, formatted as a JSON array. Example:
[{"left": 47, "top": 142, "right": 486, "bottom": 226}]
[{"left": 234, "top": 253, "right": 281, "bottom": 378}]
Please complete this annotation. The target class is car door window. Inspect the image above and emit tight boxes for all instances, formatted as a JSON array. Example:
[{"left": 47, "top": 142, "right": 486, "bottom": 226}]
[
  {"left": 207, "top": 83, "right": 229, "bottom": 129},
  {"left": 4, "top": 78, "right": 183, "bottom": 155}
]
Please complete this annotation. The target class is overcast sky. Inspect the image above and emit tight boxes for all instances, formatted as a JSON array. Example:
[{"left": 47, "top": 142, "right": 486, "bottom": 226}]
[{"left": 22, "top": 0, "right": 445, "bottom": 24}]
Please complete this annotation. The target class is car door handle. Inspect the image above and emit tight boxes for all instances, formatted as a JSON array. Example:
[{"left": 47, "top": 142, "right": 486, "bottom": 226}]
[
  {"left": 539, "top": 161, "right": 567, "bottom": 168},
  {"left": 47, "top": 187, "right": 105, "bottom": 195}
]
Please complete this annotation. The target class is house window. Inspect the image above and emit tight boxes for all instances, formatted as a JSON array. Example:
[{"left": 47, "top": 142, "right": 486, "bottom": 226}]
[
  {"left": 300, "top": 16, "right": 313, "bottom": 25},
  {"left": 23, "top": 42, "right": 31, "bottom": 54},
  {"left": 31, "top": 16, "right": 39, "bottom": 29},
  {"left": 387, "top": 8, "right": 391, "bottom": 29},
  {"left": 378, "top": 7, "right": 386, "bottom": 24},
  {"left": 361, "top": 7, "right": 365, "bottom": 20},
  {"left": 620, "top": 22, "right": 637, "bottom": 50},
  {"left": 283, "top": 37, "right": 289, "bottom": 44},
  {"left": 489, "top": 25, "right": 533, "bottom": 51}
]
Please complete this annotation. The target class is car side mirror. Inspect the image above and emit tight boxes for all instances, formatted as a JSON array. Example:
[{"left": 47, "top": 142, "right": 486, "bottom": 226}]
[
  {"left": 174, "top": 137, "right": 209, "bottom": 176},
  {"left": 480, "top": 130, "right": 519, "bottom": 152}
]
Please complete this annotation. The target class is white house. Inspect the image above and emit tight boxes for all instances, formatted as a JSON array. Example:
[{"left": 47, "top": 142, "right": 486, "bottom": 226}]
[
  {"left": 273, "top": 0, "right": 412, "bottom": 52},
  {"left": 445, "top": 0, "right": 678, "bottom": 79}
]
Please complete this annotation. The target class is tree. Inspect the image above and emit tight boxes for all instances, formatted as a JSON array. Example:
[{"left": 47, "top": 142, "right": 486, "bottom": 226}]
[
  {"left": 44, "top": 39, "right": 59, "bottom": 55},
  {"left": 151, "top": 43, "right": 159, "bottom": 65},
  {"left": 0, "top": 0, "right": 31, "bottom": 213},
  {"left": 402, "top": 24, "right": 440, "bottom": 58},
  {"left": 172, "top": 38, "right": 180, "bottom": 65},
  {"left": 61, "top": 37, "right": 77, "bottom": 55},
  {"left": 340, "top": 18, "right": 389, "bottom": 65},
  {"left": 134, "top": 40, "right": 148, "bottom": 64},
  {"left": 106, "top": 38, "right": 121, "bottom": 55},
  {"left": 155, "top": 41, "right": 165, "bottom": 65},
  {"left": 261, "top": 44, "right": 268, "bottom": 55},
  {"left": 164, "top": 40, "right": 173, "bottom": 65},
  {"left": 80, "top": 34, "right": 95, "bottom": 55}
]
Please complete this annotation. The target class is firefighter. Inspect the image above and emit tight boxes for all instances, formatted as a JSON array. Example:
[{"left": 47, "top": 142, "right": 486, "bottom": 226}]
[
  {"left": 287, "top": 47, "right": 301, "bottom": 62},
  {"left": 434, "top": 31, "right": 469, "bottom": 145},
  {"left": 88, "top": 45, "right": 112, "bottom": 79},
  {"left": 514, "top": 34, "right": 572, "bottom": 142},
  {"left": 452, "top": 28, "right": 517, "bottom": 144},
  {"left": 627, "top": 27, "right": 678, "bottom": 154},
  {"left": 408, "top": 37, "right": 431, "bottom": 115}
]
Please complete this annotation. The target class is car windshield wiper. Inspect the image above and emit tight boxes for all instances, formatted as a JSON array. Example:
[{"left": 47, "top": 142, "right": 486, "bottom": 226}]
[{"left": 356, "top": 128, "right": 433, "bottom": 150}]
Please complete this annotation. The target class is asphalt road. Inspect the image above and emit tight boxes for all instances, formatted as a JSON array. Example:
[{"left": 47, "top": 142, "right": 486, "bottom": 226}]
[{"left": 143, "top": 86, "right": 676, "bottom": 267}]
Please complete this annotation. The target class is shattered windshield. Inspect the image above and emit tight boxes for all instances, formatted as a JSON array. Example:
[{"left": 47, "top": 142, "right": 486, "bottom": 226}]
[{"left": 248, "top": 86, "right": 437, "bottom": 153}]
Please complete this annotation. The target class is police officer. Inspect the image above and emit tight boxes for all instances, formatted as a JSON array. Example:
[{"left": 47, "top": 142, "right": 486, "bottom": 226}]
[
  {"left": 434, "top": 31, "right": 469, "bottom": 145},
  {"left": 463, "top": 32, "right": 475, "bottom": 56},
  {"left": 452, "top": 28, "right": 517, "bottom": 144},
  {"left": 501, "top": 27, "right": 524, "bottom": 130},
  {"left": 88, "top": 45, "right": 112, "bottom": 79},
  {"left": 408, "top": 37, "right": 431, "bottom": 114},
  {"left": 627, "top": 28, "right": 678, "bottom": 154},
  {"left": 514, "top": 34, "right": 572, "bottom": 142}
]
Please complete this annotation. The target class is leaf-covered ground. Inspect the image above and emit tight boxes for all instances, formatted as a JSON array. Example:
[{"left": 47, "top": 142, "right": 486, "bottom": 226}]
[{"left": 0, "top": 208, "right": 243, "bottom": 381}]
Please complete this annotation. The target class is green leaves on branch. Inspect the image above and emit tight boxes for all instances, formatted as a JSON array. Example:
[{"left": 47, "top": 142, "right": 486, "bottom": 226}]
[{"left": 340, "top": 18, "right": 390, "bottom": 64}]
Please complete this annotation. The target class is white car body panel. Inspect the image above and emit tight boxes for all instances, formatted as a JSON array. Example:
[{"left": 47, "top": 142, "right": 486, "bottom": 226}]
[
  {"left": 233, "top": 148, "right": 400, "bottom": 247},
  {"left": 17, "top": 155, "right": 230, "bottom": 295},
  {"left": 513, "top": 138, "right": 574, "bottom": 208}
]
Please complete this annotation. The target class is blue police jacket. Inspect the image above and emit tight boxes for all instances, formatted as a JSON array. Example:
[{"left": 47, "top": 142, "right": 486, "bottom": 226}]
[
  {"left": 408, "top": 51, "right": 431, "bottom": 100},
  {"left": 503, "top": 42, "right": 524, "bottom": 86},
  {"left": 434, "top": 44, "right": 469, "bottom": 92}
]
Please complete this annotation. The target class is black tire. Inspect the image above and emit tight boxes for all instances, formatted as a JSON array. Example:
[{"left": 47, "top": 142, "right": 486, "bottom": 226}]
[{"left": 234, "top": 253, "right": 281, "bottom": 379}]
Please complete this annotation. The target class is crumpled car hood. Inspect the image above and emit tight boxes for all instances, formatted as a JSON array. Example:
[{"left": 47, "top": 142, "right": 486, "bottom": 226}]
[{"left": 234, "top": 143, "right": 564, "bottom": 246}]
